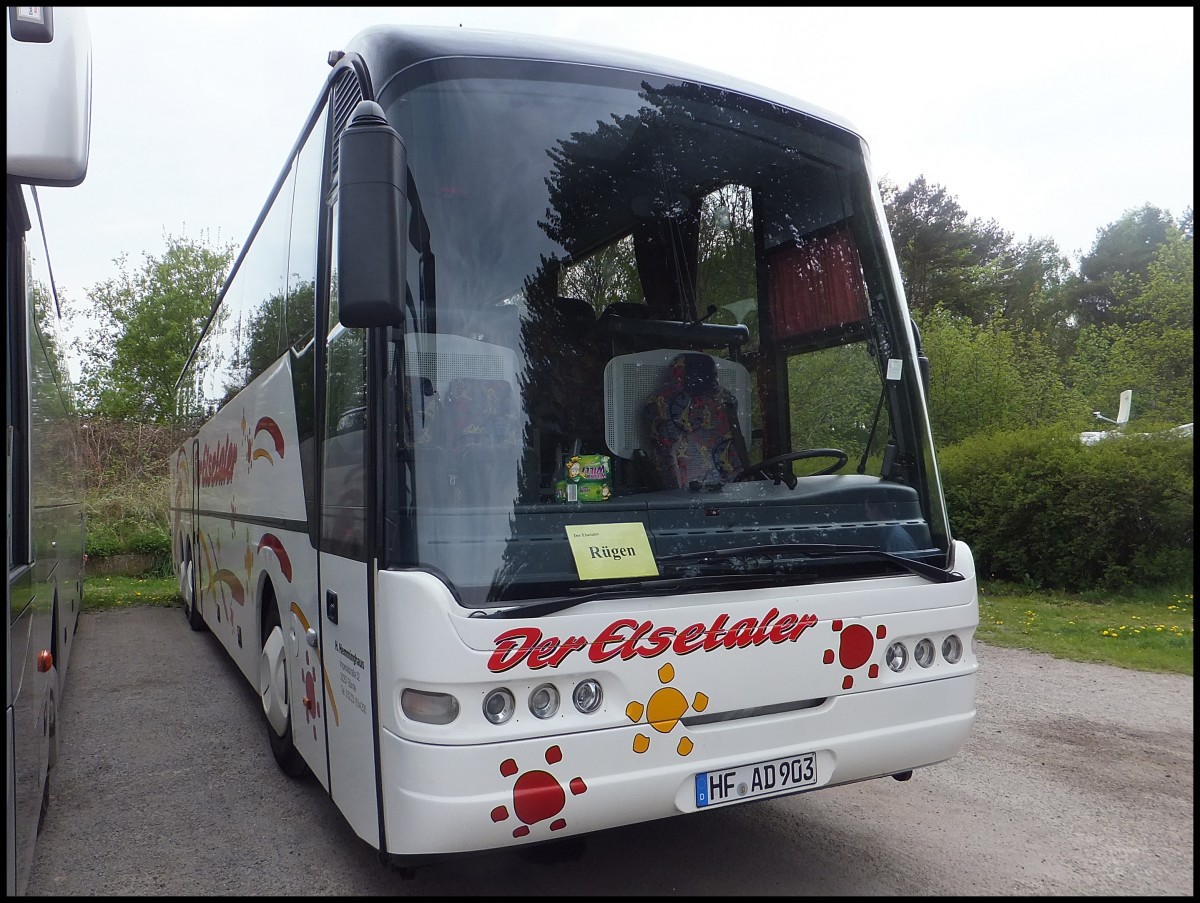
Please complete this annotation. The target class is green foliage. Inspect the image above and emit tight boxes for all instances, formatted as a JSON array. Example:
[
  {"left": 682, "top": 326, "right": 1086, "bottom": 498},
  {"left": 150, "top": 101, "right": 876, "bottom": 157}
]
[
  {"left": 1068, "top": 204, "right": 1175, "bottom": 327},
  {"left": 1068, "top": 227, "right": 1194, "bottom": 426},
  {"left": 977, "top": 584, "right": 1192, "bottom": 675},
  {"left": 941, "top": 425, "right": 1194, "bottom": 591},
  {"left": 86, "top": 517, "right": 170, "bottom": 560},
  {"left": 79, "top": 417, "right": 182, "bottom": 568},
  {"left": 787, "top": 343, "right": 882, "bottom": 454},
  {"left": 84, "top": 574, "right": 181, "bottom": 611},
  {"left": 916, "top": 307, "right": 1087, "bottom": 446},
  {"left": 881, "top": 175, "right": 1072, "bottom": 329},
  {"left": 72, "top": 230, "right": 235, "bottom": 423}
]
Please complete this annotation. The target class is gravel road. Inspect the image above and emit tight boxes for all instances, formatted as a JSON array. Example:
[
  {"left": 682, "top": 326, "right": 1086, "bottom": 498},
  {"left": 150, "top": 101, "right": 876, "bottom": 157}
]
[{"left": 26, "top": 606, "right": 1194, "bottom": 896}]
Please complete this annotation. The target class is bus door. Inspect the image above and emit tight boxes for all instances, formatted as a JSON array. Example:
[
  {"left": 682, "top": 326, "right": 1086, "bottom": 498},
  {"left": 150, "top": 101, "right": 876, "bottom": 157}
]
[{"left": 317, "top": 322, "right": 380, "bottom": 847}]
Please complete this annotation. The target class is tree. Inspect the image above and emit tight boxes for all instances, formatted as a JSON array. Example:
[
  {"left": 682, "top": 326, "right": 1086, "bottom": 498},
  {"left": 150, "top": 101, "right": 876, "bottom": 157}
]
[
  {"left": 881, "top": 176, "right": 1070, "bottom": 330},
  {"left": 1064, "top": 204, "right": 1175, "bottom": 328},
  {"left": 73, "top": 231, "right": 236, "bottom": 423},
  {"left": 916, "top": 307, "right": 1088, "bottom": 446},
  {"left": 1068, "top": 226, "right": 1194, "bottom": 426}
]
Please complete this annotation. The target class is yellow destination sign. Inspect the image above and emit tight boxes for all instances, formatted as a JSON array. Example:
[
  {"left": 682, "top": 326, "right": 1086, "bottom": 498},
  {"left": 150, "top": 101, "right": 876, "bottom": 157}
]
[{"left": 565, "top": 523, "right": 660, "bottom": 580}]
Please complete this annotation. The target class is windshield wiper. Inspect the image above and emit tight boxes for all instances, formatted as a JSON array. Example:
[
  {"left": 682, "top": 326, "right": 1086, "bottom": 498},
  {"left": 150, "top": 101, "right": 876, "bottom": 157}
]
[
  {"left": 478, "top": 544, "right": 963, "bottom": 620},
  {"left": 656, "top": 543, "right": 965, "bottom": 584},
  {"left": 478, "top": 572, "right": 791, "bottom": 619}
]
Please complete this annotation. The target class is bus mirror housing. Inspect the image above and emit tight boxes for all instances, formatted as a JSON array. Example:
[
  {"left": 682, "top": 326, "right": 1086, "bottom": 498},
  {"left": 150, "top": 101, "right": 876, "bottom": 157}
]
[
  {"left": 337, "top": 100, "right": 408, "bottom": 327},
  {"left": 6, "top": 6, "right": 92, "bottom": 185}
]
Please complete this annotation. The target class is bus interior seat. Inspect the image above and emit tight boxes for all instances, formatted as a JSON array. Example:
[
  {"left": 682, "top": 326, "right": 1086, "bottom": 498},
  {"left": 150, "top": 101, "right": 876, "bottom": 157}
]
[
  {"left": 642, "top": 352, "right": 749, "bottom": 489},
  {"left": 603, "top": 349, "right": 752, "bottom": 490}
]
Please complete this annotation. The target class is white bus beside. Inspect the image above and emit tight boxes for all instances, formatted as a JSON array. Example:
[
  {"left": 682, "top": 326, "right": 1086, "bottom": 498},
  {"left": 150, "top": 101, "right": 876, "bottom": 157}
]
[
  {"left": 7, "top": 6, "right": 91, "bottom": 896},
  {"left": 171, "top": 24, "right": 977, "bottom": 872}
]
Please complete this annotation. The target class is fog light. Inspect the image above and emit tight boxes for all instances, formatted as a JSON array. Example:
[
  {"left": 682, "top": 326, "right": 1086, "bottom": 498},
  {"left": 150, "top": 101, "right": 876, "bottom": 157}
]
[
  {"left": 401, "top": 688, "right": 460, "bottom": 724},
  {"left": 914, "top": 638, "right": 935, "bottom": 668},
  {"left": 885, "top": 641, "right": 908, "bottom": 672},
  {"left": 572, "top": 678, "right": 603, "bottom": 714},
  {"left": 483, "top": 688, "right": 515, "bottom": 724},
  {"left": 529, "top": 683, "right": 560, "bottom": 719},
  {"left": 941, "top": 634, "right": 963, "bottom": 664}
]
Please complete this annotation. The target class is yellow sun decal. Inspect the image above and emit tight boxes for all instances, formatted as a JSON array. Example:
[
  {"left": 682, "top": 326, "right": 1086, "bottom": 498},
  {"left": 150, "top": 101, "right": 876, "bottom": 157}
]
[{"left": 625, "top": 663, "right": 708, "bottom": 756}]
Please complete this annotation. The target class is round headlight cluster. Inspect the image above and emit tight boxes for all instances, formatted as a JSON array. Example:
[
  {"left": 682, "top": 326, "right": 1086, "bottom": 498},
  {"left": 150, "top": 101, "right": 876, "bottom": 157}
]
[
  {"left": 482, "top": 687, "right": 516, "bottom": 724},
  {"left": 914, "top": 638, "right": 936, "bottom": 668},
  {"left": 941, "top": 634, "right": 964, "bottom": 664},
  {"left": 572, "top": 679, "right": 604, "bottom": 714},
  {"left": 479, "top": 679, "right": 605, "bottom": 725},
  {"left": 885, "top": 634, "right": 966, "bottom": 673},
  {"left": 529, "top": 683, "right": 560, "bottom": 719}
]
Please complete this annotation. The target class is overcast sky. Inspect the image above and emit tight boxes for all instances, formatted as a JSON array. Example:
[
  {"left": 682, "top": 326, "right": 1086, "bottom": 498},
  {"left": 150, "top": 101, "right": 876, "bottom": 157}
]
[{"left": 33, "top": 6, "right": 1195, "bottom": 326}]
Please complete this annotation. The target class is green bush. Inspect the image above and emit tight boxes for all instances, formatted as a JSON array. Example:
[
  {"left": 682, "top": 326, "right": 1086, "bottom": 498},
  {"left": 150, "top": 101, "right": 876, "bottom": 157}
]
[
  {"left": 940, "top": 424, "right": 1193, "bottom": 591},
  {"left": 80, "top": 417, "right": 181, "bottom": 573},
  {"left": 85, "top": 517, "right": 170, "bottom": 557}
]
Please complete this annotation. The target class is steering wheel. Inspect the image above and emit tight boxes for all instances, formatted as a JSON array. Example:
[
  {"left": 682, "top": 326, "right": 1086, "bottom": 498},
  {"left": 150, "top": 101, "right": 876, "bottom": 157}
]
[{"left": 733, "top": 448, "right": 849, "bottom": 489}]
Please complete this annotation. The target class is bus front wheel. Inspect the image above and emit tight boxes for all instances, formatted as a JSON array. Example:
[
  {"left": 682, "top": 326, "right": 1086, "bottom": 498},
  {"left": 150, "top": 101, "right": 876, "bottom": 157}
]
[{"left": 260, "top": 598, "right": 308, "bottom": 777}]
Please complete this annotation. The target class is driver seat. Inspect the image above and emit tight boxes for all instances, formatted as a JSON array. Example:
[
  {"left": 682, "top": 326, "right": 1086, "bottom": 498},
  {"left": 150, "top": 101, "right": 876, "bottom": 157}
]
[{"left": 643, "top": 352, "right": 749, "bottom": 489}]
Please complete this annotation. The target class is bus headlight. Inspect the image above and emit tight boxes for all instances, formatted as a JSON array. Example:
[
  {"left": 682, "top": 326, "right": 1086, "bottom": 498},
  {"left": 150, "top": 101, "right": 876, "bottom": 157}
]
[
  {"left": 885, "top": 642, "right": 908, "bottom": 672},
  {"left": 914, "top": 638, "right": 936, "bottom": 668},
  {"left": 572, "top": 679, "right": 603, "bottom": 714},
  {"left": 482, "top": 688, "right": 516, "bottom": 724},
  {"left": 529, "top": 684, "right": 560, "bottom": 719},
  {"left": 401, "top": 688, "right": 460, "bottom": 724},
  {"left": 942, "top": 634, "right": 963, "bottom": 664}
]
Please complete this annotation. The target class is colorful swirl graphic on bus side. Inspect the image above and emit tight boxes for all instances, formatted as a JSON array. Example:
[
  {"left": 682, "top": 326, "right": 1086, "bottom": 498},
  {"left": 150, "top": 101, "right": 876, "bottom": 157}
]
[{"left": 251, "top": 416, "right": 285, "bottom": 465}]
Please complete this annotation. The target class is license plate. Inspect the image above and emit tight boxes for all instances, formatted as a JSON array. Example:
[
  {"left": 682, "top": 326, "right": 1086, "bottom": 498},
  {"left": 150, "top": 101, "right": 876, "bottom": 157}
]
[{"left": 695, "top": 752, "right": 818, "bottom": 808}]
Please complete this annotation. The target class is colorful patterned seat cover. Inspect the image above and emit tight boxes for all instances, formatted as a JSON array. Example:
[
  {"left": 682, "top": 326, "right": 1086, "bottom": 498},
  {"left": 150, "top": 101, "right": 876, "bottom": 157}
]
[{"left": 643, "top": 352, "right": 746, "bottom": 489}]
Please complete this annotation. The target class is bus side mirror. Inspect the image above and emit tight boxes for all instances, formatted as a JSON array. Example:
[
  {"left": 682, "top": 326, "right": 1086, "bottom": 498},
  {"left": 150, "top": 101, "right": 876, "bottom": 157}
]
[{"left": 337, "top": 100, "right": 408, "bottom": 328}]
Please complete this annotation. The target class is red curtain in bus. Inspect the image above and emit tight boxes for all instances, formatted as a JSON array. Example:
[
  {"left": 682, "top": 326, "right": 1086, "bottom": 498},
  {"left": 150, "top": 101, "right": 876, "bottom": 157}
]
[{"left": 766, "top": 223, "right": 869, "bottom": 341}]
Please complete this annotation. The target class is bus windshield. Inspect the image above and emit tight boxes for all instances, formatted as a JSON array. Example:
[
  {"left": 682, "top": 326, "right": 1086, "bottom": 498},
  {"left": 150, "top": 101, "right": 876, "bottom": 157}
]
[{"left": 371, "top": 61, "right": 947, "bottom": 607}]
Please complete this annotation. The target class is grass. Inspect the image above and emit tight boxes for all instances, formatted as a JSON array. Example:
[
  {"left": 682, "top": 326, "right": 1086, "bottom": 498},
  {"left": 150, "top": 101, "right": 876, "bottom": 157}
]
[
  {"left": 85, "top": 573, "right": 182, "bottom": 609},
  {"left": 977, "top": 581, "right": 1193, "bottom": 676},
  {"left": 83, "top": 574, "right": 1195, "bottom": 677}
]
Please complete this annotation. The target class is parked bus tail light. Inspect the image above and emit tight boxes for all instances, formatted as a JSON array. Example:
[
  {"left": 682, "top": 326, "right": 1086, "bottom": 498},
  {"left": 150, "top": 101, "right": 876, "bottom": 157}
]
[{"left": 401, "top": 688, "right": 460, "bottom": 725}]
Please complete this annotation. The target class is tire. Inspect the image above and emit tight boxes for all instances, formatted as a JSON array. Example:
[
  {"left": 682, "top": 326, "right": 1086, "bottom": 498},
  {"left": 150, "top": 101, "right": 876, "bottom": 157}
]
[
  {"left": 183, "top": 557, "right": 205, "bottom": 632},
  {"left": 260, "top": 598, "right": 308, "bottom": 778}
]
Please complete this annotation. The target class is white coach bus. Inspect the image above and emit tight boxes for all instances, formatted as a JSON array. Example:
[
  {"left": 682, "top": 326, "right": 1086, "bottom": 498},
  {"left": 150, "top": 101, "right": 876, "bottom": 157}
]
[{"left": 170, "top": 23, "right": 978, "bottom": 872}]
